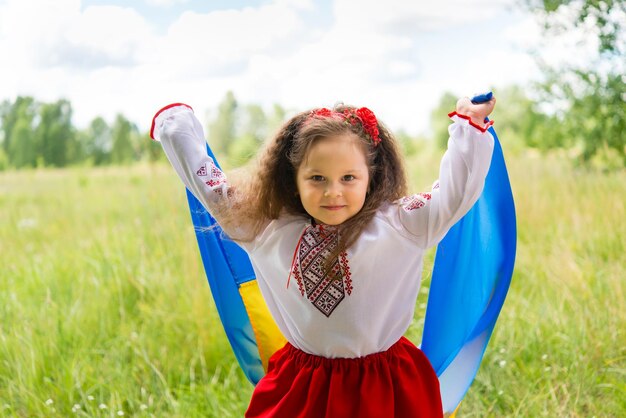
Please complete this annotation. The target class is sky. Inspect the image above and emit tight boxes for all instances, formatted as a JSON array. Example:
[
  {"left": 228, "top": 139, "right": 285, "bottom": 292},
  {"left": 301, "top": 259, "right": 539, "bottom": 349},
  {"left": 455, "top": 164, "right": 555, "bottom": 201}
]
[{"left": 0, "top": 0, "right": 553, "bottom": 135}]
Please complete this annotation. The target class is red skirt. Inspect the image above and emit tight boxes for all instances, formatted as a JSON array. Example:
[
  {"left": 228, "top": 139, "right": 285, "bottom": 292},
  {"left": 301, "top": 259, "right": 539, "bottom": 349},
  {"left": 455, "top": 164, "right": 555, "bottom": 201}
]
[{"left": 245, "top": 337, "right": 443, "bottom": 418}]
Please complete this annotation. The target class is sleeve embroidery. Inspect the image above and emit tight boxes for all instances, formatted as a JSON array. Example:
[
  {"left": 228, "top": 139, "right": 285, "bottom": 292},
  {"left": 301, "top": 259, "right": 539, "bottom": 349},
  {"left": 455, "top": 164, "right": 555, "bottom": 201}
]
[
  {"left": 400, "top": 193, "right": 432, "bottom": 211},
  {"left": 196, "top": 162, "right": 227, "bottom": 188}
]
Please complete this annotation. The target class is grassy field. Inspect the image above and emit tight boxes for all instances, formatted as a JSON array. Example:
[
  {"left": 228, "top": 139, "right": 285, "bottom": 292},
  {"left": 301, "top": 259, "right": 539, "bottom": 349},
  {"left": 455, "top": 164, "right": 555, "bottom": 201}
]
[{"left": 1, "top": 150, "right": 624, "bottom": 417}]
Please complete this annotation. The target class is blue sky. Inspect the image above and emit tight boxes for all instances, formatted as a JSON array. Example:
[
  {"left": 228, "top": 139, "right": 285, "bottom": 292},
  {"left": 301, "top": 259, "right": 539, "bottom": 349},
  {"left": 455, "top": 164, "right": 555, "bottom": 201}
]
[
  {"left": 82, "top": 0, "right": 280, "bottom": 29},
  {"left": 1, "top": 0, "right": 558, "bottom": 134}
]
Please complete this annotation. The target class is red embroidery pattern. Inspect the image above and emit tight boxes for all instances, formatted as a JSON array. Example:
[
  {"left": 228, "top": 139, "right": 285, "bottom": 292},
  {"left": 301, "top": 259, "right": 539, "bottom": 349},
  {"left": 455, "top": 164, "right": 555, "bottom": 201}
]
[
  {"left": 292, "top": 264, "right": 306, "bottom": 297},
  {"left": 401, "top": 193, "right": 432, "bottom": 211},
  {"left": 210, "top": 165, "right": 223, "bottom": 179},
  {"left": 291, "top": 226, "right": 351, "bottom": 317},
  {"left": 206, "top": 178, "right": 225, "bottom": 187},
  {"left": 213, "top": 187, "right": 234, "bottom": 198},
  {"left": 197, "top": 162, "right": 226, "bottom": 188},
  {"left": 340, "top": 251, "right": 352, "bottom": 295}
]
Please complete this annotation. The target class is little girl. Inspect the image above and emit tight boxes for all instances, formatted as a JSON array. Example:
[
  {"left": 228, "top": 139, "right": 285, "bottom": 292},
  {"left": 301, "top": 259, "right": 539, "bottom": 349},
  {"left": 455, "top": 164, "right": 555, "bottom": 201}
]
[{"left": 150, "top": 96, "right": 496, "bottom": 417}]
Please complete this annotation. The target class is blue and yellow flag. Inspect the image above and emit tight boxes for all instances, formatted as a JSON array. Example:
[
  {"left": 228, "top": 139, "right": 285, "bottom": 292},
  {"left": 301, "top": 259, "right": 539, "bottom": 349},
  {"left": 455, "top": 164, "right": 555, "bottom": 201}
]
[{"left": 421, "top": 123, "right": 516, "bottom": 413}]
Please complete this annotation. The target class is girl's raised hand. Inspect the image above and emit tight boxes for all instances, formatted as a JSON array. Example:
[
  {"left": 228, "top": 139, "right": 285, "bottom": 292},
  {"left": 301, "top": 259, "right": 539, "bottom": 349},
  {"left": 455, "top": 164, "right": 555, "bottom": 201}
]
[{"left": 456, "top": 95, "right": 496, "bottom": 128}]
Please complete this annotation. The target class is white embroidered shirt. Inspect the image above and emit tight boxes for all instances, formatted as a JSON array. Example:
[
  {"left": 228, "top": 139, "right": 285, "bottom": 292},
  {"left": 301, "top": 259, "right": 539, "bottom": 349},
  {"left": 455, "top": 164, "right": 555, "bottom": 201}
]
[{"left": 153, "top": 105, "right": 494, "bottom": 358}]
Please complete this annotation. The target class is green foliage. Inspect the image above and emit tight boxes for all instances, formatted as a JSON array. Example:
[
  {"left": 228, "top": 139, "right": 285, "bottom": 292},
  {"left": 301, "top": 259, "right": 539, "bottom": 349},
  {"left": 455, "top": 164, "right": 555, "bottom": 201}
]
[
  {"left": 1, "top": 96, "right": 37, "bottom": 157},
  {"left": 489, "top": 85, "right": 563, "bottom": 154},
  {"left": 36, "top": 99, "right": 75, "bottom": 167},
  {"left": 136, "top": 131, "right": 166, "bottom": 164},
  {"left": 524, "top": 0, "right": 626, "bottom": 167},
  {"left": 207, "top": 92, "right": 287, "bottom": 167},
  {"left": 430, "top": 92, "right": 458, "bottom": 149},
  {"left": 227, "top": 133, "right": 261, "bottom": 167},
  {"left": 9, "top": 118, "right": 37, "bottom": 168},
  {"left": 208, "top": 91, "right": 238, "bottom": 156},
  {"left": 0, "top": 147, "right": 8, "bottom": 171},
  {"left": 544, "top": 71, "right": 625, "bottom": 165},
  {"left": 82, "top": 116, "right": 113, "bottom": 166},
  {"left": 111, "top": 114, "right": 137, "bottom": 165},
  {"left": 395, "top": 129, "right": 422, "bottom": 157},
  {"left": 241, "top": 104, "right": 267, "bottom": 142},
  {"left": 527, "top": 0, "right": 625, "bottom": 55},
  {"left": 266, "top": 104, "right": 287, "bottom": 139},
  {"left": 0, "top": 93, "right": 286, "bottom": 170}
]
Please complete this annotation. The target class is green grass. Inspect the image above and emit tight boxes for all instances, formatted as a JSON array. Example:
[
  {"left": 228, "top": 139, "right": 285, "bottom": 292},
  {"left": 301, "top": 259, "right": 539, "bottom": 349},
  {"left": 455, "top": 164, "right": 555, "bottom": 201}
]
[{"left": 0, "top": 151, "right": 624, "bottom": 417}]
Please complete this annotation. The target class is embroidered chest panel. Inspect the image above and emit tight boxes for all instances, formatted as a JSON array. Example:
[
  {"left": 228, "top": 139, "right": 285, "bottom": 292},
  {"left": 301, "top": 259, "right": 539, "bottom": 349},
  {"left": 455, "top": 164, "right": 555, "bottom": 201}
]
[{"left": 291, "top": 226, "right": 352, "bottom": 317}]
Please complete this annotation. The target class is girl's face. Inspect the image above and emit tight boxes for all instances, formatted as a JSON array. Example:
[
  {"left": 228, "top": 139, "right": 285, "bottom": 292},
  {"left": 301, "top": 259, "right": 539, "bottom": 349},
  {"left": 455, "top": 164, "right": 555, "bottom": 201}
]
[{"left": 296, "top": 133, "right": 369, "bottom": 225}]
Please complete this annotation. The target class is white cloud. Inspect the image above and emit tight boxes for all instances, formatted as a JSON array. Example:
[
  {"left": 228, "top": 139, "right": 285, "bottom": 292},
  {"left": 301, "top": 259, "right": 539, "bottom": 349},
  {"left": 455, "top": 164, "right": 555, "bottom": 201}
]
[
  {"left": 0, "top": 0, "right": 540, "bottom": 134},
  {"left": 153, "top": 3, "right": 306, "bottom": 79},
  {"left": 333, "top": 0, "right": 513, "bottom": 32},
  {"left": 143, "top": 0, "right": 189, "bottom": 6}
]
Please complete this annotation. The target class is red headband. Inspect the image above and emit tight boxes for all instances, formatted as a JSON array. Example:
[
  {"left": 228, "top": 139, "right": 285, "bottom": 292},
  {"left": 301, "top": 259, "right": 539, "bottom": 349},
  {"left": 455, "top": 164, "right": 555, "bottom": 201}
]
[{"left": 310, "top": 107, "right": 381, "bottom": 146}]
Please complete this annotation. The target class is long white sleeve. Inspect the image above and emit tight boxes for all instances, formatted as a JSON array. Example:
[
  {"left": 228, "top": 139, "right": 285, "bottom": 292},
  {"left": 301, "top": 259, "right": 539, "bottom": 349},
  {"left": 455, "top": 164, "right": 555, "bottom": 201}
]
[
  {"left": 395, "top": 113, "right": 494, "bottom": 249},
  {"left": 151, "top": 104, "right": 254, "bottom": 243}
]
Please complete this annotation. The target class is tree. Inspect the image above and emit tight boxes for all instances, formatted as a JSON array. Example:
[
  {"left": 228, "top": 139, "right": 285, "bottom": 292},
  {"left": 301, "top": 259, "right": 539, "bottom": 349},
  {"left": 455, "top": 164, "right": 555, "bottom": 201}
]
[
  {"left": 430, "top": 92, "right": 458, "bottom": 149},
  {"left": 208, "top": 91, "right": 238, "bottom": 156},
  {"left": 0, "top": 96, "right": 37, "bottom": 162},
  {"left": 524, "top": 0, "right": 626, "bottom": 166},
  {"left": 227, "top": 104, "right": 267, "bottom": 166},
  {"left": 395, "top": 129, "right": 421, "bottom": 157},
  {"left": 241, "top": 104, "right": 267, "bottom": 143},
  {"left": 111, "top": 114, "right": 135, "bottom": 164},
  {"left": 490, "top": 85, "right": 563, "bottom": 153},
  {"left": 266, "top": 104, "right": 287, "bottom": 140},
  {"left": 80, "top": 116, "right": 112, "bottom": 165},
  {"left": 8, "top": 118, "right": 37, "bottom": 168},
  {"left": 36, "top": 99, "right": 74, "bottom": 167}
]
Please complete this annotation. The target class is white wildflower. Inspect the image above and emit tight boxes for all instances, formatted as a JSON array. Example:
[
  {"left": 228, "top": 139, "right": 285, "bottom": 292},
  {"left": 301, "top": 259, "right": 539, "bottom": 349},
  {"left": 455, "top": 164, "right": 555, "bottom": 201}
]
[
  {"left": 45, "top": 399, "right": 54, "bottom": 406},
  {"left": 17, "top": 218, "right": 38, "bottom": 229},
  {"left": 498, "top": 360, "right": 507, "bottom": 368},
  {"left": 99, "top": 404, "right": 107, "bottom": 409}
]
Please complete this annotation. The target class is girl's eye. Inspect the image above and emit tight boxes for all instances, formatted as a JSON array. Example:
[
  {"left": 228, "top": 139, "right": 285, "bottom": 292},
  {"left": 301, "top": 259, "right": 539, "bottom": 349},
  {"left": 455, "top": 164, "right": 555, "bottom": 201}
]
[
  {"left": 342, "top": 175, "right": 355, "bottom": 181},
  {"left": 311, "top": 175, "right": 325, "bottom": 182}
]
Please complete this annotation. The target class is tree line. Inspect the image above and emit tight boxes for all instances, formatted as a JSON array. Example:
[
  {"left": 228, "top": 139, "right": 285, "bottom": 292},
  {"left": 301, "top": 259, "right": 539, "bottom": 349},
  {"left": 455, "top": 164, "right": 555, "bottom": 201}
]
[
  {"left": 0, "top": 97, "right": 158, "bottom": 170},
  {"left": 0, "top": 80, "right": 623, "bottom": 172}
]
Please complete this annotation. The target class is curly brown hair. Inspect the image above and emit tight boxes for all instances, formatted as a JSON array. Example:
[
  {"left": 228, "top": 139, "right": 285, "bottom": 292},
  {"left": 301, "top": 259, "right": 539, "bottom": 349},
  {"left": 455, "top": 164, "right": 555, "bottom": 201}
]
[{"left": 216, "top": 104, "right": 408, "bottom": 257}]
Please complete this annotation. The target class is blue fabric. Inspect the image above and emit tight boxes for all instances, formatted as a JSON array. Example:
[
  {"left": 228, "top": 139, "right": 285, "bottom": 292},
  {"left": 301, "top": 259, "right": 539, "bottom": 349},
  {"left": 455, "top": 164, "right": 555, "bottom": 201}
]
[
  {"left": 471, "top": 91, "right": 493, "bottom": 104},
  {"left": 185, "top": 144, "right": 264, "bottom": 384},
  {"left": 421, "top": 124, "right": 516, "bottom": 412}
]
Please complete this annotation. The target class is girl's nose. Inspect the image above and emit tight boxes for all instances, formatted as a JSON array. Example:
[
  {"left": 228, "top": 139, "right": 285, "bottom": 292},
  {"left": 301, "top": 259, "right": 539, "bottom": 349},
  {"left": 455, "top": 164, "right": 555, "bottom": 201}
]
[{"left": 324, "top": 184, "right": 343, "bottom": 197}]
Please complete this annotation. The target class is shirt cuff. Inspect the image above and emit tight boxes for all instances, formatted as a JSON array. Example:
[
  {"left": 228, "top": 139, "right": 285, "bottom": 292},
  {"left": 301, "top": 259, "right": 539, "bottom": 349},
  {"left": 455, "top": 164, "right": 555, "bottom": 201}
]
[
  {"left": 447, "top": 111, "right": 494, "bottom": 133},
  {"left": 150, "top": 103, "right": 194, "bottom": 141}
]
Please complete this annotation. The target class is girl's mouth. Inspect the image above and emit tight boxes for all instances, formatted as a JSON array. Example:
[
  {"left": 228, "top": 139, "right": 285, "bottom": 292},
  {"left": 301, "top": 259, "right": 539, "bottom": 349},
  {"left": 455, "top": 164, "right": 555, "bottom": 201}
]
[{"left": 322, "top": 205, "right": 346, "bottom": 211}]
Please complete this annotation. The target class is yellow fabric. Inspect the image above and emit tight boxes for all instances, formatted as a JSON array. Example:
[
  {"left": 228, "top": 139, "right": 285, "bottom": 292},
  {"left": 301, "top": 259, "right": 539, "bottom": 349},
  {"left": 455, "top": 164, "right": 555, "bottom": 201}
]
[
  {"left": 448, "top": 403, "right": 460, "bottom": 417},
  {"left": 239, "top": 280, "right": 287, "bottom": 372}
]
